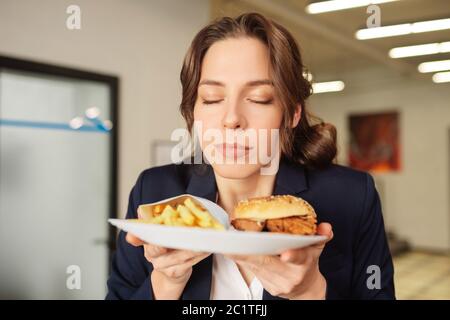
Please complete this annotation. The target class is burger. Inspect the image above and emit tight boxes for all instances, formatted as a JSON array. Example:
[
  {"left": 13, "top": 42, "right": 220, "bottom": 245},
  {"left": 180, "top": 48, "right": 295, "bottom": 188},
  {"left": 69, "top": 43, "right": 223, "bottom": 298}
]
[{"left": 231, "top": 195, "right": 317, "bottom": 235}]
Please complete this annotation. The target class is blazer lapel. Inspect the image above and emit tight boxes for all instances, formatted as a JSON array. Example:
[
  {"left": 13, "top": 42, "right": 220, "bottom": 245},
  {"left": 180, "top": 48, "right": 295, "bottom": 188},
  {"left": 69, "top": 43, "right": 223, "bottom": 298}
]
[{"left": 273, "top": 158, "right": 308, "bottom": 196}]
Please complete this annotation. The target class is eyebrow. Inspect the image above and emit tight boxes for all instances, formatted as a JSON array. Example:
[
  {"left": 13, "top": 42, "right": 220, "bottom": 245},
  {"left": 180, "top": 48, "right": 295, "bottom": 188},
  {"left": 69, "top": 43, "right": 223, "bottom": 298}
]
[{"left": 198, "top": 79, "right": 274, "bottom": 87}]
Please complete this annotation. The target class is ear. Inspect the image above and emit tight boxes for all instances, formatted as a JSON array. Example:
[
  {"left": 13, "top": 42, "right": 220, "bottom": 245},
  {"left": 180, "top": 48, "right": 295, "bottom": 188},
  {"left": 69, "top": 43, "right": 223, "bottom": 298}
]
[{"left": 291, "top": 104, "right": 302, "bottom": 128}]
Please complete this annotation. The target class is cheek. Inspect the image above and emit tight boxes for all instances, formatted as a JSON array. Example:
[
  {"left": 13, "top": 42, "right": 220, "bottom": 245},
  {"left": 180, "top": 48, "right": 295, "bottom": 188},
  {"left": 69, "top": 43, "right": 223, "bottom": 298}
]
[
  {"left": 250, "top": 109, "right": 283, "bottom": 154},
  {"left": 248, "top": 106, "right": 284, "bottom": 130},
  {"left": 193, "top": 104, "right": 222, "bottom": 131},
  {"left": 193, "top": 104, "right": 222, "bottom": 150}
]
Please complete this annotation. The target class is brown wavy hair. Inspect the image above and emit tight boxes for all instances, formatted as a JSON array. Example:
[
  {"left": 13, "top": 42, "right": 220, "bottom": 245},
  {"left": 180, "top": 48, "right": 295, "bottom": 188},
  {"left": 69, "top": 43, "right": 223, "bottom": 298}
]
[{"left": 179, "top": 12, "right": 337, "bottom": 169}]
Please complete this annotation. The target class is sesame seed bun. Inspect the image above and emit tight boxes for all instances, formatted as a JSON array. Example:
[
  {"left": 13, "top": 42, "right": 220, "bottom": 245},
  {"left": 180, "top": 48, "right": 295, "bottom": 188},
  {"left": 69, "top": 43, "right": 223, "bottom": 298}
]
[{"left": 232, "top": 195, "right": 317, "bottom": 221}]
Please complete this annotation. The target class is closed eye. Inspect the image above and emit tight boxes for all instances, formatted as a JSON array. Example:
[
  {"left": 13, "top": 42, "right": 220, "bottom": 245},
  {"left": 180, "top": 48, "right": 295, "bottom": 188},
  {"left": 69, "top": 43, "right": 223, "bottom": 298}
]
[
  {"left": 248, "top": 99, "right": 273, "bottom": 105},
  {"left": 202, "top": 99, "right": 223, "bottom": 105}
]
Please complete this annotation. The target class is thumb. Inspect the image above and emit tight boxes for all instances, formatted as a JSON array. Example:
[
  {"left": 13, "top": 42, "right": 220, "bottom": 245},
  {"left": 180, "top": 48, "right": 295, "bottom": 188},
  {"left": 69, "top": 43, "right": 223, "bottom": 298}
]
[
  {"left": 126, "top": 232, "right": 145, "bottom": 247},
  {"left": 314, "top": 222, "right": 333, "bottom": 250},
  {"left": 280, "top": 223, "right": 333, "bottom": 263},
  {"left": 126, "top": 210, "right": 147, "bottom": 246}
]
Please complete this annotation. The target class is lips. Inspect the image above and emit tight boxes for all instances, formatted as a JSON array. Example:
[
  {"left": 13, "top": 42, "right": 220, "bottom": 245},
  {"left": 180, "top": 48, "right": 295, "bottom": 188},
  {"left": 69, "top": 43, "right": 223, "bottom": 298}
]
[{"left": 215, "top": 143, "right": 252, "bottom": 159}]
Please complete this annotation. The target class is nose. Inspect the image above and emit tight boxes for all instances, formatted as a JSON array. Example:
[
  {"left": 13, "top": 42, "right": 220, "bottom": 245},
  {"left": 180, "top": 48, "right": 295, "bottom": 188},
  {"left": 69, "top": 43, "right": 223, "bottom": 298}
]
[{"left": 221, "top": 99, "right": 247, "bottom": 130}]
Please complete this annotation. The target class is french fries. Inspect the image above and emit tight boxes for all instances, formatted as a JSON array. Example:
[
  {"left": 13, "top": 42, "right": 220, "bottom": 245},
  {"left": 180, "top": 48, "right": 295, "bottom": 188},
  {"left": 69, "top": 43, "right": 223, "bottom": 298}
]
[{"left": 139, "top": 198, "right": 224, "bottom": 230}]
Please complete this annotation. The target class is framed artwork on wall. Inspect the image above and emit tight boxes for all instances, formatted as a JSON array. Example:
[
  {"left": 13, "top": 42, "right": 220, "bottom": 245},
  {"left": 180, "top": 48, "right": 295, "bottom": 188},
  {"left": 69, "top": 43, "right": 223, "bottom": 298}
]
[{"left": 348, "top": 111, "right": 400, "bottom": 173}]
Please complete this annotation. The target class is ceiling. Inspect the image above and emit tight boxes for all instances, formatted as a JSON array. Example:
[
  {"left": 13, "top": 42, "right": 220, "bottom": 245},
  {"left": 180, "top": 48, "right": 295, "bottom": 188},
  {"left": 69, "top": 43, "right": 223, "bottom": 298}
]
[{"left": 211, "top": 0, "right": 450, "bottom": 81}]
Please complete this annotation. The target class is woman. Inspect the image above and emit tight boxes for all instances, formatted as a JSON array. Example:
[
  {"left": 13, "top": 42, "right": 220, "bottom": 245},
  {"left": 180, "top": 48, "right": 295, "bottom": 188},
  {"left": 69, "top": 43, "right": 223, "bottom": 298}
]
[{"left": 106, "top": 12, "right": 395, "bottom": 300}]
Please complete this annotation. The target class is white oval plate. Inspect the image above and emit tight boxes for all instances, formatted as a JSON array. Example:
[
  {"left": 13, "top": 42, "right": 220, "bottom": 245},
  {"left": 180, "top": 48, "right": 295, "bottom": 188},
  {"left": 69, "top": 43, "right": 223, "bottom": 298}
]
[{"left": 108, "top": 219, "right": 327, "bottom": 255}]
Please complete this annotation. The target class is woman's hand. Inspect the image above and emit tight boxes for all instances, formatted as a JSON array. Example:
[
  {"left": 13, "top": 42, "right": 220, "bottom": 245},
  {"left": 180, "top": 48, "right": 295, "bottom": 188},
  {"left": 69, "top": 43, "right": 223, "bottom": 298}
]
[
  {"left": 126, "top": 233, "right": 210, "bottom": 299},
  {"left": 226, "top": 222, "right": 333, "bottom": 300}
]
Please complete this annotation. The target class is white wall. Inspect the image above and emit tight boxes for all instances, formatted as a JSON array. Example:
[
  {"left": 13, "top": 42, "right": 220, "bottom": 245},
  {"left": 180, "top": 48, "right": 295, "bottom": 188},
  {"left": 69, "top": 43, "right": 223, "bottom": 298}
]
[
  {"left": 310, "top": 67, "right": 450, "bottom": 251},
  {"left": 0, "top": 0, "right": 210, "bottom": 217}
]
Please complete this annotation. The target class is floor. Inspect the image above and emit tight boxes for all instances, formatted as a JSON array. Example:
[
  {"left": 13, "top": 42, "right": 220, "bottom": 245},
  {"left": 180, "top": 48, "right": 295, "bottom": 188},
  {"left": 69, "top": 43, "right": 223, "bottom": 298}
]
[{"left": 393, "top": 251, "right": 450, "bottom": 300}]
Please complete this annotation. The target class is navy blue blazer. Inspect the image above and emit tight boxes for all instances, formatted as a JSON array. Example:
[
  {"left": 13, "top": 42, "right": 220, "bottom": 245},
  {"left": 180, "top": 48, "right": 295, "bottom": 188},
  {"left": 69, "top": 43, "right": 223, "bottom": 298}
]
[{"left": 106, "top": 159, "right": 395, "bottom": 300}]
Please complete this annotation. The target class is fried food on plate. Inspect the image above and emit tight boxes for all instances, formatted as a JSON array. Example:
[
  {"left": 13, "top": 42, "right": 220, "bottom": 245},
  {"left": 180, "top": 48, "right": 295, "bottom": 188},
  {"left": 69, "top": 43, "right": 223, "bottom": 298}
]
[
  {"left": 136, "top": 197, "right": 224, "bottom": 230},
  {"left": 231, "top": 195, "right": 317, "bottom": 235}
]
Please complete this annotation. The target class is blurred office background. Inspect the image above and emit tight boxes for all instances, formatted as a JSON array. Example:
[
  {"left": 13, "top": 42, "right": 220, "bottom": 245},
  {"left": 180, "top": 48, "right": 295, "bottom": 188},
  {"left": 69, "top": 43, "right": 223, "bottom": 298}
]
[{"left": 0, "top": 0, "right": 449, "bottom": 299}]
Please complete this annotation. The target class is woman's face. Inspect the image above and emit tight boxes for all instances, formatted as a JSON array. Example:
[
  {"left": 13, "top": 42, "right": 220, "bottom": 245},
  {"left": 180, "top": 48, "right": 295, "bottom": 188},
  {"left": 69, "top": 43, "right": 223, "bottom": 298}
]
[{"left": 193, "top": 37, "right": 285, "bottom": 179}]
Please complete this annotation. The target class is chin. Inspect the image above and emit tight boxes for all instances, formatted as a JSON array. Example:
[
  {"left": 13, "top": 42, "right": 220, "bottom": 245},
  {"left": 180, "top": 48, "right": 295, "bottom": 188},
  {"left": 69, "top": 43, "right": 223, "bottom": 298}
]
[{"left": 210, "top": 162, "right": 263, "bottom": 179}]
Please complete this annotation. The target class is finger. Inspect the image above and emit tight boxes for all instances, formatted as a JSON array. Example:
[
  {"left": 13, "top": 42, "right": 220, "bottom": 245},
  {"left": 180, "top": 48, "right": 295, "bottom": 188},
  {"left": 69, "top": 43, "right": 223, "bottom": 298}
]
[
  {"left": 231, "top": 256, "right": 305, "bottom": 297},
  {"left": 280, "top": 248, "right": 308, "bottom": 264},
  {"left": 227, "top": 254, "right": 292, "bottom": 277},
  {"left": 224, "top": 254, "right": 247, "bottom": 262},
  {"left": 231, "top": 254, "right": 293, "bottom": 276},
  {"left": 225, "top": 254, "right": 270, "bottom": 264},
  {"left": 161, "top": 253, "right": 209, "bottom": 279},
  {"left": 143, "top": 243, "right": 170, "bottom": 258},
  {"left": 185, "top": 252, "right": 211, "bottom": 267},
  {"left": 161, "top": 261, "right": 193, "bottom": 280},
  {"left": 152, "top": 250, "right": 209, "bottom": 269},
  {"left": 317, "top": 222, "right": 333, "bottom": 239},
  {"left": 240, "top": 261, "right": 294, "bottom": 296},
  {"left": 126, "top": 233, "right": 145, "bottom": 247},
  {"left": 257, "top": 276, "right": 285, "bottom": 297},
  {"left": 280, "top": 223, "right": 334, "bottom": 263},
  {"left": 313, "top": 223, "right": 334, "bottom": 248}
]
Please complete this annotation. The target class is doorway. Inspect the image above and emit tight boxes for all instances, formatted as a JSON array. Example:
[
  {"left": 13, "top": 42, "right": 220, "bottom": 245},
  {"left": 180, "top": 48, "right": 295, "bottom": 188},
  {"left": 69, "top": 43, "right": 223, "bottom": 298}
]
[{"left": 0, "top": 56, "right": 118, "bottom": 299}]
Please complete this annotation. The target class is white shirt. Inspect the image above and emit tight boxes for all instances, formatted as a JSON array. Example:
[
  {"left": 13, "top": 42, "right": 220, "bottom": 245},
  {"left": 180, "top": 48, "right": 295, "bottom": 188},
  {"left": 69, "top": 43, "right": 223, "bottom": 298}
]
[{"left": 210, "top": 253, "right": 264, "bottom": 300}]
